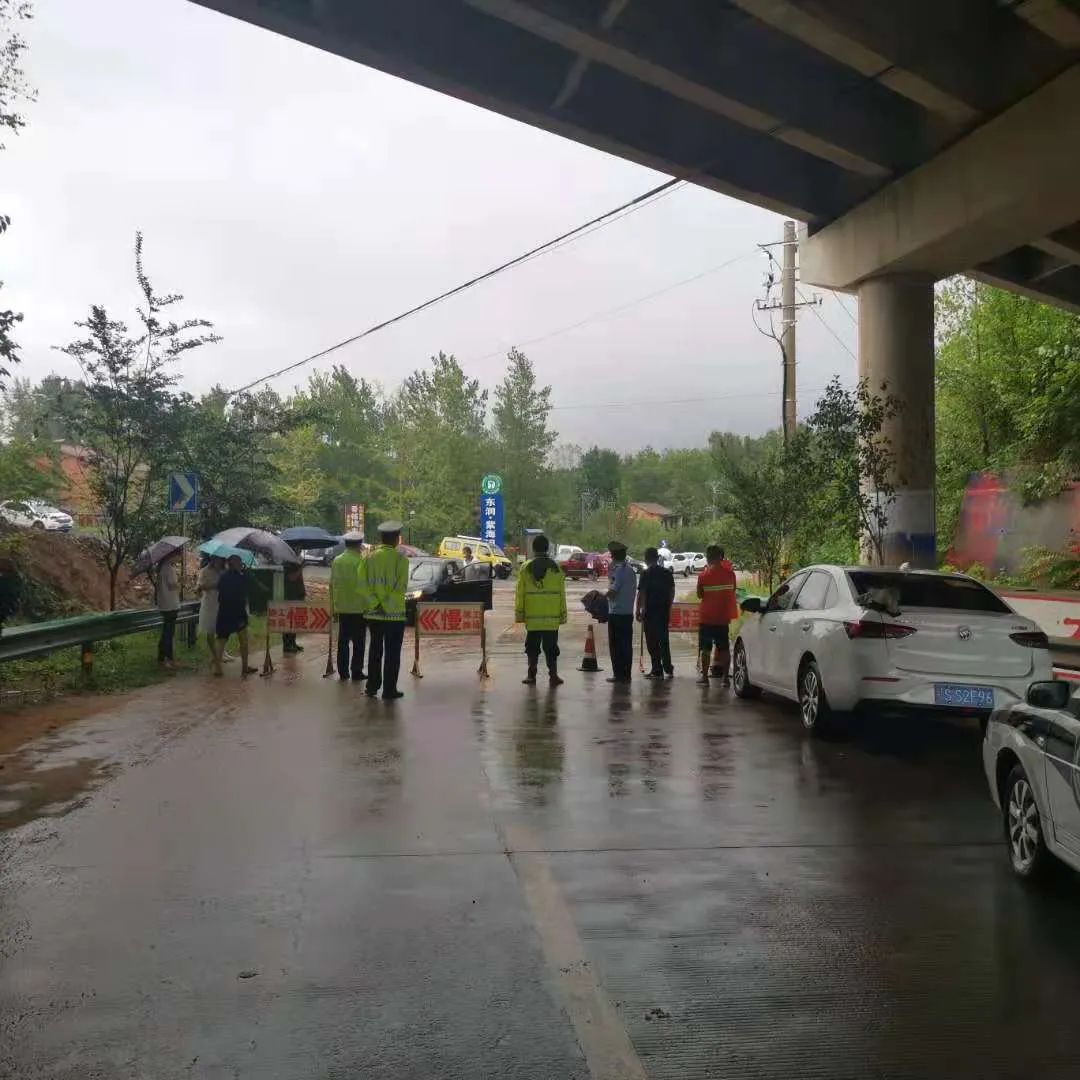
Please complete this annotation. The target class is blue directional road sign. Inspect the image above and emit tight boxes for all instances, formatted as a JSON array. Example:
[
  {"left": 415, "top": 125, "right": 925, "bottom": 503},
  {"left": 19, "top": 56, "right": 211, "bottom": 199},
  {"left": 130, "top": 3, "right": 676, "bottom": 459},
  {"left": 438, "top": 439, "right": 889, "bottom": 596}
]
[{"left": 168, "top": 471, "right": 199, "bottom": 513}]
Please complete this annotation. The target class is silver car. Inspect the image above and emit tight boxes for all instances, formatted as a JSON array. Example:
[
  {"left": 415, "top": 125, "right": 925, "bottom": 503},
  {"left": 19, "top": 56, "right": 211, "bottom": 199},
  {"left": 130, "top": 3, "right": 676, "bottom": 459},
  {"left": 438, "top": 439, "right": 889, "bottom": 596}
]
[{"left": 983, "top": 679, "right": 1080, "bottom": 879}]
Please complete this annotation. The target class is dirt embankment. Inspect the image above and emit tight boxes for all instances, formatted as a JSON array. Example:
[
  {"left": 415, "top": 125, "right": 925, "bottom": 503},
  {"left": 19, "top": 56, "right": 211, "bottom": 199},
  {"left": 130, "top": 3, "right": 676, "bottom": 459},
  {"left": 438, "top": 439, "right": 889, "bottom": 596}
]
[{"left": 0, "top": 524, "right": 151, "bottom": 619}]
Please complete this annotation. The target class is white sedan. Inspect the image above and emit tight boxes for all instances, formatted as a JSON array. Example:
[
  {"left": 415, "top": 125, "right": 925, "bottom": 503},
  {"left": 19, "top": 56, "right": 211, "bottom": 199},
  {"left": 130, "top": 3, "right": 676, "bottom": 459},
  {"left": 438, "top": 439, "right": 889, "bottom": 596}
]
[
  {"left": 983, "top": 679, "right": 1080, "bottom": 880},
  {"left": 0, "top": 500, "right": 74, "bottom": 531},
  {"left": 689, "top": 552, "right": 707, "bottom": 574},
  {"left": 732, "top": 565, "right": 1054, "bottom": 735}
]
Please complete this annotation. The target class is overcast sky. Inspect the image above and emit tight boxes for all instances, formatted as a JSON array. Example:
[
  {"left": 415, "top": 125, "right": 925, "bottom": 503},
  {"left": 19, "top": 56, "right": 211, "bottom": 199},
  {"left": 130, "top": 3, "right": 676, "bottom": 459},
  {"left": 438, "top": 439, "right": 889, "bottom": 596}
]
[{"left": 4, "top": 0, "right": 858, "bottom": 452}]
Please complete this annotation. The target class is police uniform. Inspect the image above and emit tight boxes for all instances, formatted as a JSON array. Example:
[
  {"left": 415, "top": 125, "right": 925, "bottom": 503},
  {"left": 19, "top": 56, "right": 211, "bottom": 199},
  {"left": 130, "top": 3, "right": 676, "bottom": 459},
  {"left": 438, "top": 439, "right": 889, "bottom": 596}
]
[
  {"left": 331, "top": 531, "right": 368, "bottom": 680},
  {"left": 364, "top": 521, "right": 410, "bottom": 699}
]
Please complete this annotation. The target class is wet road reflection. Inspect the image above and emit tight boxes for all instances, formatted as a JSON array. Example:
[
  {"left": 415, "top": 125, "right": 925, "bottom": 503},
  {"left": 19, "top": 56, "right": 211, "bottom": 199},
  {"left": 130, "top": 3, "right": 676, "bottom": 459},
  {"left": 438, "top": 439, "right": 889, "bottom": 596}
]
[{"left": 3, "top": 632, "right": 1080, "bottom": 1078}]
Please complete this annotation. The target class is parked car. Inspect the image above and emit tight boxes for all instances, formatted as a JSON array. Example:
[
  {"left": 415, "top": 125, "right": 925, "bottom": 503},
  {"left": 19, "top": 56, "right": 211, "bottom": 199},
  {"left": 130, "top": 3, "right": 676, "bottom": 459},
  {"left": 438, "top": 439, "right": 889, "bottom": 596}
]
[
  {"left": 627, "top": 555, "right": 646, "bottom": 575},
  {"left": 732, "top": 565, "right": 1053, "bottom": 736},
  {"left": 301, "top": 539, "right": 344, "bottom": 566},
  {"left": 555, "top": 544, "right": 583, "bottom": 566},
  {"left": 564, "top": 551, "right": 610, "bottom": 580},
  {"left": 983, "top": 679, "right": 1080, "bottom": 880},
  {"left": 690, "top": 552, "right": 707, "bottom": 574},
  {"left": 669, "top": 552, "right": 694, "bottom": 576},
  {"left": 405, "top": 556, "right": 492, "bottom": 625},
  {"left": 436, "top": 536, "right": 513, "bottom": 578},
  {"left": 0, "top": 500, "right": 73, "bottom": 532}
]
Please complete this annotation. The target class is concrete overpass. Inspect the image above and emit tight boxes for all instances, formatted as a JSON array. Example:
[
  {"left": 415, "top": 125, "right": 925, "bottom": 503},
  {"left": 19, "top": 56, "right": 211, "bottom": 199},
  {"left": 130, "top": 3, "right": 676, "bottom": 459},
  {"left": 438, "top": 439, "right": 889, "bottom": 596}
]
[{"left": 192, "top": 0, "right": 1080, "bottom": 564}]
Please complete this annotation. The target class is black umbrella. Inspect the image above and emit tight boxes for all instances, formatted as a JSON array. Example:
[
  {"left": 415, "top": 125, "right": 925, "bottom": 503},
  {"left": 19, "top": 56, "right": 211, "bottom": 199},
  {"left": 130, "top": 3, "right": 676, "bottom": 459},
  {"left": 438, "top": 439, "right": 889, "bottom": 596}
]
[
  {"left": 279, "top": 526, "right": 339, "bottom": 550},
  {"left": 133, "top": 535, "right": 188, "bottom": 574},
  {"left": 211, "top": 527, "right": 301, "bottom": 565}
]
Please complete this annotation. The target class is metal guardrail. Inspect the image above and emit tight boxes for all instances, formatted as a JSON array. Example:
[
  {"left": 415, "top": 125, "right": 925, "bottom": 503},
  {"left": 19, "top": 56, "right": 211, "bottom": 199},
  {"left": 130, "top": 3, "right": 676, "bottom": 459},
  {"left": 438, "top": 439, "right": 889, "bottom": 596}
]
[{"left": 0, "top": 601, "right": 200, "bottom": 668}]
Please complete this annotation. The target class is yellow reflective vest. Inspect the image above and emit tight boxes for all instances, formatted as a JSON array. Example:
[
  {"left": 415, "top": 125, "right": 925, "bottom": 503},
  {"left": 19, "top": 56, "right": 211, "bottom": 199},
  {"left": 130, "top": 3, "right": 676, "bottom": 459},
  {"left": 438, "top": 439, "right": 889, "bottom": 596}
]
[
  {"left": 365, "top": 544, "right": 409, "bottom": 622},
  {"left": 515, "top": 559, "right": 568, "bottom": 631},
  {"left": 330, "top": 548, "right": 368, "bottom": 615}
]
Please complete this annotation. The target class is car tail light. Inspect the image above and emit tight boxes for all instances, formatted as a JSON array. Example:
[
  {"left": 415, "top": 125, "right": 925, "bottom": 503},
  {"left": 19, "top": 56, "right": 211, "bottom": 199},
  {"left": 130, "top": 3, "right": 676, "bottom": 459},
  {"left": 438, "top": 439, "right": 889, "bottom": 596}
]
[
  {"left": 1009, "top": 630, "right": 1049, "bottom": 649},
  {"left": 843, "top": 620, "right": 917, "bottom": 640}
]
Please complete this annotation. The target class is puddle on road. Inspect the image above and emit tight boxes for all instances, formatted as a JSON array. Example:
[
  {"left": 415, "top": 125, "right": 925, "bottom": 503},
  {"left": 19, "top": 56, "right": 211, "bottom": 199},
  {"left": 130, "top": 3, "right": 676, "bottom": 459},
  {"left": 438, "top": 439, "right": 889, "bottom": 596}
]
[{"left": 0, "top": 751, "right": 117, "bottom": 831}]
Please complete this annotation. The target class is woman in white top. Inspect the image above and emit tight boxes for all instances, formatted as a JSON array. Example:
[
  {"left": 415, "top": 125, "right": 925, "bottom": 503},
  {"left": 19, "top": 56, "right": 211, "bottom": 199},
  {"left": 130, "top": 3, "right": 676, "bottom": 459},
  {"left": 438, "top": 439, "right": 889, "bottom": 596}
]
[
  {"left": 155, "top": 552, "right": 181, "bottom": 669},
  {"left": 197, "top": 556, "right": 226, "bottom": 671}
]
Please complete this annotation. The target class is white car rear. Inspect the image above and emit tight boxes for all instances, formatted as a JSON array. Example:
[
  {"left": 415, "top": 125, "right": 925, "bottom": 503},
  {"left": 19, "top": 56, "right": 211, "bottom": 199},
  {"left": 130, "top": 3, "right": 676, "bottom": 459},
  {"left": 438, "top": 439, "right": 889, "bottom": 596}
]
[
  {"left": 669, "top": 552, "right": 693, "bottom": 576},
  {"left": 732, "top": 565, "right": 1053, "bottom": 735},
  {"left": 689, "top": 552, "right": 707, "bottom": 574}
]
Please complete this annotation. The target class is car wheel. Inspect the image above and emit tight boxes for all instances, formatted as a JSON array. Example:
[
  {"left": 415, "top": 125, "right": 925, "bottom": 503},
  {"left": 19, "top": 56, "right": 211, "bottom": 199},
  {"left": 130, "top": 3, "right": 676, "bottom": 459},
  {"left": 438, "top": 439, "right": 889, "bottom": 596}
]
[
  {"left": 589, "top": 569, "right": 598, "bottom": 581},
  {"left": 1004, "top": 764, "right": 1050, "bottom": 880},
  {"left": 798, "top": 659, "right": 833, "bottom": 736},
  {"left": 31, "top": 521, "right": 44, "bottom": 530},
  {"left": 732, "top": 640, "right": 759, "bottom": 699}
]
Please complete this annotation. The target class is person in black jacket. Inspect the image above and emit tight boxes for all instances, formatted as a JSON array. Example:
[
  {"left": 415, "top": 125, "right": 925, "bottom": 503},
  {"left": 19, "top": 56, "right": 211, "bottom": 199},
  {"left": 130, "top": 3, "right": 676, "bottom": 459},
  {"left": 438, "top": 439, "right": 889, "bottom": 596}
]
[{"left": 635, "top": 546, "right": 676, "bottom": 678}]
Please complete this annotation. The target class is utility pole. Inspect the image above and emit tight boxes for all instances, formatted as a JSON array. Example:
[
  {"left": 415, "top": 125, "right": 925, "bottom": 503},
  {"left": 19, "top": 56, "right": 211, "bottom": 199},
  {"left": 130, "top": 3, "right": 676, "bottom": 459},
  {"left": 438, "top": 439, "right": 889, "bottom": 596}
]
[
  {"left": 781, "top": 220, "right": 797, "bottom": 441},
  {"left": 753, "top": 221, "right": 820, "bottom": 444}
]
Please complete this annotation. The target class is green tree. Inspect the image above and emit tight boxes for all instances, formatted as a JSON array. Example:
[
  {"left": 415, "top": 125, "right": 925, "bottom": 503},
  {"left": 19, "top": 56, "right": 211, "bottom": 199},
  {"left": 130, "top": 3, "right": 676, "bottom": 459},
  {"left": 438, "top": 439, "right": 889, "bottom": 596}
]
[
  {"left": 935, "top": 278, "right": 1080, "bottom": 549},
  {"left": 714, "top": 434, "right": 813, "bottom": 588},
  {"left": 579, "top": 446, "right": 620, "bottom": 503},
  {"left": 180, "top": 386, "right": 289, "bottom": 537},
  {"left": 806, "top": 376, "right": 901, "bottom": 566},
  {"left": 492, "top": 347, "right": 556, "bottom": 539},
  {"left": 54, "top": 233, "right": 219, "bottom": 607},
  {"left": 0, "top": 1, "right": 35, "bottom": 387},
  {"left": 391, "top": 352, "right": 490, "bottom": 548},
  {"left": 300, "top": 365, "right": 392, "bottom": 532},
  {"left": 271, "top": 423, "right": 326, "bottom": 525}
]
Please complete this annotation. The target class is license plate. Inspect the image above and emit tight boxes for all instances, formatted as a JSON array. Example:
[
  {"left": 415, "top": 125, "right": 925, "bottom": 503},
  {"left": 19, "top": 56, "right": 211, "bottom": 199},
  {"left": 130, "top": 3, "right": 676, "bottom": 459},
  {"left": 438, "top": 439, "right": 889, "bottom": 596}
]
[{"left": 934, "top": 683, "right": 995, "bottom": 708}]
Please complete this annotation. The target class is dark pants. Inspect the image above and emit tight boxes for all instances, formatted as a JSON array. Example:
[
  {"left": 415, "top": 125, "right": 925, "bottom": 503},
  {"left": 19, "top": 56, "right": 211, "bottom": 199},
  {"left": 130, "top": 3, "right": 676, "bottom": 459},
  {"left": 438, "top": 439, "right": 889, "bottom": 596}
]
[
  {"left": 525, "top": 629, "right": 560, "bottom": 675},
  {"left": 607, "top": 614, "right": 634, "bottom": 681},
  {"left": 643, "top": 612, "right": 673, "bottom": 674},
  {"left": 366, "top": 620, "right": 405, "bottom": 696},
  {"left": 158, "top": 610, "right": 177, "bottom": 662},
  {"left": 337, "top": 613, "right": 367, "bottom": 679}
]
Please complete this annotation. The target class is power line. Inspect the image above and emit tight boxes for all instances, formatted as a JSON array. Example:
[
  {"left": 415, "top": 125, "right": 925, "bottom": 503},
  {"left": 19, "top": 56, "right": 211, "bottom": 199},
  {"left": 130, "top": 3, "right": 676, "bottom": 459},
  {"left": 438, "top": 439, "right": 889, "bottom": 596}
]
[
  {"left": 829, "top": 288, "right": 858, "bottom": 324},
  {"left": 467, "top": 247, "right": 758, "bottom": 364},
  {"left": 227, "top": 177, "right": 686, "bottom": 396},
  {"left": 548, "top": 385, "right": 836, "bottom": 413},
  {"left": 798, "top": 286, "right": 857, "bottom": 361}
]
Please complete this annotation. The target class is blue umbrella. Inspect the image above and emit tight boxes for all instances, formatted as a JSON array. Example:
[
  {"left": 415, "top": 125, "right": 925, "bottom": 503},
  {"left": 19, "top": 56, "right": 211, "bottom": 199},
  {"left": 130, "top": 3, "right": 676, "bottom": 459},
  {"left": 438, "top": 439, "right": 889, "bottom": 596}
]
[
  {"left": 197, "top": 539, "right": 256, "bottom": 566},
  {"left": 279, "top": 526, "right": 339, "bottom": 550}
]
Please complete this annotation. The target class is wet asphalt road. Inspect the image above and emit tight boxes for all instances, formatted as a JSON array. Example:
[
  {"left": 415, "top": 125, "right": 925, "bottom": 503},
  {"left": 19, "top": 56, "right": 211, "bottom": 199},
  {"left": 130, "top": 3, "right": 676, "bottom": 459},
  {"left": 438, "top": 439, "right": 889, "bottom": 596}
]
[{"left": 2, "top": 579, "right": 1080, "bottom": 1079}]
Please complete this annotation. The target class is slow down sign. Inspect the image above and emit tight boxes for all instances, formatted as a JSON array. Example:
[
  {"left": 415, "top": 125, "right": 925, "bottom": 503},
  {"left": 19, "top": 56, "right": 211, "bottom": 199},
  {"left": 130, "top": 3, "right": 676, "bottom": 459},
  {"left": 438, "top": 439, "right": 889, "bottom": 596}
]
[
  {"left": 267, "top": 602, "right": 332, "bottom": 634},
  {"left": 412, "top": 602, "right": 488, "bottom": 679}
]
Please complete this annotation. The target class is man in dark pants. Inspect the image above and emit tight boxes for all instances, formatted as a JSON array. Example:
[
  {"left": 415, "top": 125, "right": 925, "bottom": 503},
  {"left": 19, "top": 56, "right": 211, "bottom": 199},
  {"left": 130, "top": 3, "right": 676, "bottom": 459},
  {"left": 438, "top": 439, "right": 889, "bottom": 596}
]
[
  {"left": 605, "top": 539, "right": 636, "bottom": 684},
  {"left": 364, "top": 520, "right": 409, "bottom": 701},
  {"left": 515, "top": 533, "right": 567, "bottom": 686},
  {"left": 636, "top": 546, "right": 675, "bottom": 678},
  {"left": 282, "top": 557, "right": 306, "bottom": 654},
  {"left": 331, "top": 531, "right": 367, "bottom": 680}
]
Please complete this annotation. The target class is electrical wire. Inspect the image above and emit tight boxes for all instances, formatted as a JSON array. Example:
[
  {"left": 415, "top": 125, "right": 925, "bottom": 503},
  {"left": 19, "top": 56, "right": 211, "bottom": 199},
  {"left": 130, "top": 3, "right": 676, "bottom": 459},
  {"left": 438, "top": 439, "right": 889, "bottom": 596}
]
[
  {"left": 227, "top": 176, "right": 686, "bottom": 396},
  {"left": 548, "top": 385, "right": 834, "bottom": 412},
  {"left": 467, "top": 247, "right": 759, "bottom": 364},
  {"left": 829, "top": 287, "right": 858, "bottom": 324},
  {"left": 797, "top": 286, "right": 857, "bottom": 360}
]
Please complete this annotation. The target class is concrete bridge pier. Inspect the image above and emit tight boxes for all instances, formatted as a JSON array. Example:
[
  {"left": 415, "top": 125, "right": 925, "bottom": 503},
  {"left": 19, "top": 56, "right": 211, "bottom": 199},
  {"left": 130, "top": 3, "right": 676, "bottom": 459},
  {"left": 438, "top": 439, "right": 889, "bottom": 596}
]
[{"left": 856, "top": 275, "right": 936, "bottom": 567}]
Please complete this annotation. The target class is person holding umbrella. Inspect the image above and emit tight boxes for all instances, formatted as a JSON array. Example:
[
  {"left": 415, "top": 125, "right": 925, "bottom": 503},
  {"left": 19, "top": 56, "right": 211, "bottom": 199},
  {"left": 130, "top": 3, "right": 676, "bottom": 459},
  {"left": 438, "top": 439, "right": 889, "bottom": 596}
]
[
  {"left": 196, "top": 555, "right": 225, "bottom": 667},
  {"left": 134, "top": 535, "right": 187, "bottom": 671},
  {"left": 215, "top": 554, "right": 258, "bottom": 677}
]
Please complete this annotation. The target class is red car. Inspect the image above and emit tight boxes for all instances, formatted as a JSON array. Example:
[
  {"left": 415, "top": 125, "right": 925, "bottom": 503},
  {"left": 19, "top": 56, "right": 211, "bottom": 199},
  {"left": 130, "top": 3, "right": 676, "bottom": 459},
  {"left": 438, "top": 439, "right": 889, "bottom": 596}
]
[{"left": 563, "top": 551, "right": 610, "bottom": 580}]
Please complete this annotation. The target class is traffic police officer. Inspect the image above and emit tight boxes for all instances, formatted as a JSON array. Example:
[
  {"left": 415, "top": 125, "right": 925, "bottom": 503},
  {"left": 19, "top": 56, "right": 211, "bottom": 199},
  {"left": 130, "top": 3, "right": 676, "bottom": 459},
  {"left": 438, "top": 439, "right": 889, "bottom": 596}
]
[
  {"left": 364, "top": 520, "right": 410, "bottom": 700},
  {"left": 331, "top": 530, "right": 368, "bottom": 681}
]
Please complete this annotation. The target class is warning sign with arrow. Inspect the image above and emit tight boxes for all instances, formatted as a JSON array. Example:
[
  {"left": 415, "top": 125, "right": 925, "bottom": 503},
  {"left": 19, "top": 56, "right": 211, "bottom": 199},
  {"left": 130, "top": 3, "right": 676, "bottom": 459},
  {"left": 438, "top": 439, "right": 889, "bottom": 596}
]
[
  {"left": 415, "top": 603, "right": 484, "bottom": 636},
  {"left": 267, "top": 602, "right": 332, "bottom": 635}
]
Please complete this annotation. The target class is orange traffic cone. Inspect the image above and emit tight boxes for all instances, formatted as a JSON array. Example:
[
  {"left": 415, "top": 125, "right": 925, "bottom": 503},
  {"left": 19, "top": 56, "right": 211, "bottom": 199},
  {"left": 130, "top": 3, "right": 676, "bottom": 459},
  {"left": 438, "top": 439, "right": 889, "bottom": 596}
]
[{"left": 579, "top": 623, "right": 602, "bottom": 672}]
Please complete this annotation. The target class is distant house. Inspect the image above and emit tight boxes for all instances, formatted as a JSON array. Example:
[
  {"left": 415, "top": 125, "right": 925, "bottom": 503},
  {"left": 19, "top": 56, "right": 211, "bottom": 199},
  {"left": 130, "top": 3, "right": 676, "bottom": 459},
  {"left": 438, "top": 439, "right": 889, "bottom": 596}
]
[
  {"left": 628, "top": 501, "right": 683, "bottom": 531},
  {"left": 45, "top": 444, "right": 148, "bottom": 526}
]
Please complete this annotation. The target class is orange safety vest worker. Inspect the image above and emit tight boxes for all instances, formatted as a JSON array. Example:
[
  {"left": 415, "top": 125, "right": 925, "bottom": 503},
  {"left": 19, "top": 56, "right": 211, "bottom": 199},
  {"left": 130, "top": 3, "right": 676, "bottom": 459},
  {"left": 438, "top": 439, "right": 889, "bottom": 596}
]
[{"left": 697, "top": 559, "right": 739, "bottom": 624}]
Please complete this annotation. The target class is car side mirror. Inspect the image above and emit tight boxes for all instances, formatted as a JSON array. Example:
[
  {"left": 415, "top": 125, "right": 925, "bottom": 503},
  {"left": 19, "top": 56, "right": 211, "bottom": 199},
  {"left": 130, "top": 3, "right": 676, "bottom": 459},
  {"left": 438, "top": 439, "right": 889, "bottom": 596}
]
[
  {"left": 741, "top": 597, "right": 762, "bottom": 615},
  {"left": 1027, "top": 680, "right": 1071, "bottom": 710}
]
